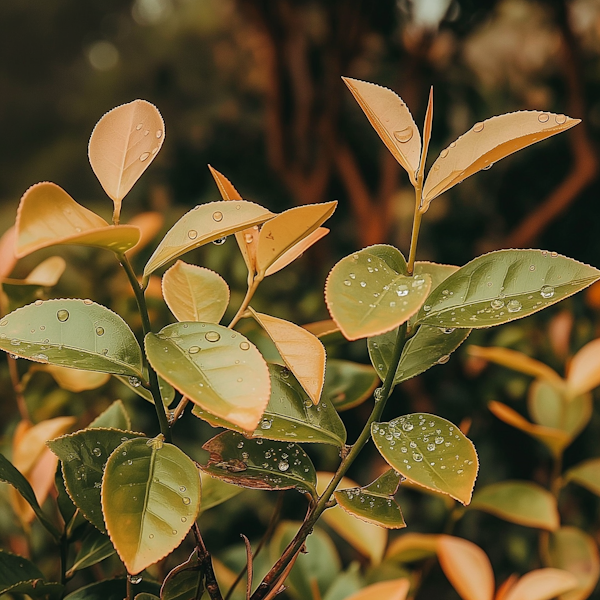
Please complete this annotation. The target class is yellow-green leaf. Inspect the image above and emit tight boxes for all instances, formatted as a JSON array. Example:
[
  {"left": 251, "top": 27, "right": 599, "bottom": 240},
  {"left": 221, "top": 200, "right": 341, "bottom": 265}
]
[
  {"left": 565, "top": 459, "right": 600, "bottom": 497},
  {"left": 503, "top": 569, "right": 578, "bottom": 600},
  {"left": 38, "top": 364, "right": 110, "bottom": 392},
  {"left": 0, "top": 226, "right": 17, "bottom": 279},
  {"left": 323, "top": 359, "right": 378, "bottom": 411},
  {"left": 89, "top": 100, "right": 165, "bottom": 223},
  {"left": 422, "top": 111, "right": 580, "bottom": 209},
  {"left": 2, "top": 256, "right": 66, "bottom": 287},
  {"left": 344, "top": 579, "right": 410, "bottom": 600},
  {"left": 567, "top": 338, "right": 600, "bottom": 397},
  {"left": 162, "top": 261, "right": 229, "bottom": 324},
  {"left": 385, "top": 533, "right": 439, "bottom": 563},
  {"left": 199, "top": 472, "right": 242, "bottom": 513}
]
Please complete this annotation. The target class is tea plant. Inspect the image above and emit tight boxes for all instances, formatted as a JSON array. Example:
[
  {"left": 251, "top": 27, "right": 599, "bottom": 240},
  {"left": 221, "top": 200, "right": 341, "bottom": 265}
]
[{"left": 0, "top": 78, "right": 598, "bottom": 600}]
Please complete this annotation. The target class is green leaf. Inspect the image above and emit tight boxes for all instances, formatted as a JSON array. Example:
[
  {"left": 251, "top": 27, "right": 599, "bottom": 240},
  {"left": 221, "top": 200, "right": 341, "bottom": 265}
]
[
  {"left": 369, "top": 325, "right": 471, "bottom": 384},
  {"left": 0, "top": 550, "right": 57, "bottom": 596},
  {"left": 192, "top": 364, "right": 347, "bottom": 447},
  {"left": 385, "top": 533, "right": 439, "bottom": 563},
  {"left": 566, "top": 459, "right": 600, "bottom": 497},
  {"left": 67, "top": 527, "right": 116, "bottom": 577},
  {"left": 334, "top": 470, "right": 406, "bottom": 529},
  {"left": 135, "top": 594, "right": 159, "bottom": 600},
  {"left": 417, "top": 250, "right": 600, "bottom": 328},
  {"left": 143, "top": 201, "right": 273, "bottom": 277},
  {"left": 64, "top": 579, "right": 160, "bottom": 600},
  {"left": 0, "top": 299, "right": 144, "bottom": 377},
  {"left": 323, "top": 359, "right": 379, "bottom": 411},
  {"left": 145, "top": 323, "right": 270, "bottom": 431},
  {"left": 102, "top": 437, "right": 201, "bottom": 575},
  {"left": 470, "top": 481, "right": 559, "bottom": 530},
  {"left": 160, "top": 550, "right": 204, "bottom": 600},
  {"left": 90, "top": 400, "right": 131, "bottom": 430},
  {"left": 199, "top": 472, "right": 242, "bottom": 513},
  {"left": 372, "top": 414, "right": 478, "bottom": 505},
  {"left": 325, "top": 246, "right": 431, "bottom": 340},
  {"left": 322, "top": 563, "right": 363, "bottom": 600},
  {"left": 414, "top": 262, "right": 459, "bottom": 289},
  {"left": 47, "top": 428, "right": 142, "bottom": 532},
  {"left": 199, "top": 431, "right": 317, "bottom": 497}
]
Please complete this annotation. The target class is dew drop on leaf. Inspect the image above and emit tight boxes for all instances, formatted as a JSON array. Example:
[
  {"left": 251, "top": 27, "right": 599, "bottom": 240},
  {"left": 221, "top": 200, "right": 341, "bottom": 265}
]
[
  {"left": 140, "top": 152, "right": 150, "bottom": 162},
  {"left": 57, "top": 309, "right": 70, "bottom": 322},
  {"left": 541, "top": 285, "right": 555, "bottom": 299},
  {"left": 472, "top": 122, "right": 484, "bottom": 132},
  {"left": 205, "top": 331, "right": 221, "bottom": 343},
  {"left": 187, "top": 230, "right": 198, "bottom": 240}
]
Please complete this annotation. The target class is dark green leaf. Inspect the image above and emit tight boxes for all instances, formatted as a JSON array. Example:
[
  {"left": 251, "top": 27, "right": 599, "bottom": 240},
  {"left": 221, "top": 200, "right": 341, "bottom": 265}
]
[
  {"left": 89, "top": 400, "right": 131, "bottom": 430},
  {"left": 67, "top": 527, "right": 116, "bottom": 577},
  {"left": 199, "top": 472, "right": 242, "bottom": 513},
  {"left": 0, "top": 550, "right": 44, "bottom": 593},
  {"left": 323, "top": 359, "right": 378, "bottom": 411},
  {"left": 566, "top": 459, "right": 600, "bottom": 497},
  {"left": 64, "top": 579, "right": 160, "bottom": 600},
  {"left": 160, "top": 550, "right": 204, "bottom": 600}
]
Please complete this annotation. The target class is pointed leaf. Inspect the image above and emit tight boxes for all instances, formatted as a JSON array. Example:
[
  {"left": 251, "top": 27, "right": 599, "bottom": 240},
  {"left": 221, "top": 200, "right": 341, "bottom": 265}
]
[
  {"left": 323, "top": 359, "right": 378, "bottom": 411},
  {"left": 343, "top": 77, "right": 421, "bottom": 185},
  {"left": 417, "top": 250, "right": 600, "bottom": 328},
  {"left": 422, "top": 111, "right": 580, "bottom": 208},
  {"left": 436, "top": 535, "right": 494, "bottom": 600},
  {"left": 566, "top": 459, "right": 600, "bottom": 497},
  {"left": 143, "top": 201, "right": 273, "bottom": 277},
  {"left": 0, "top": 299, "right": 144, "bottom": 377},
  {"left": 256, "top": 202, "right": 337, "bottom": 278},
  {"left": 470, "top": 481, "right": 559, "bottom": 530},
  {"left": 15, "top": 182, "right": 140, "bottom": 257},
  {"left": 39, "top": 364, "right": 110, "bottom": 392},
  {"left": 265, "top": 227, "right": 329, "bottom": 277},
  {"left": 162, "top": 261, "right": 229, "bottom": 323},
  {"left": 385, "top": 533, "right": 439, "bottom": 563},
  {"left": 199, "top": 472, "right": 242, "bottom": 513},
  {"left": 345, "top": 579, "right": 410, "bottom": 600},
  {"left": 372, "top": 414, "right": 478, "bottom": 504},
  {"left": 48, "top": 428, "right": 142, "bottom": 532},
  {"left": 90, "top": 400, "right": 131, "bottom": 430},
  {"left": 0, "top": 550, "right": 63, "bottom": 597},
  {"left": 67, "top": 528, "right": 116, "bottom": 577},
  {"left": 89, "top": 100, "right": 165, "bottom": 221},
  {"left": 102, "top": 437, "right": 201, "bottom": 574},
  {"left": 326, "top": 246, "right": 431, "bottom": 340},
  {"left": 199, "top": 431, "right": 317, "bottom": 496},
  {"left": 160, "top": 550, "right": 204, "bottom": 600},
  {"left": 567, "top": 338, "right": 600, "bottom": 397},
  {"left": 335, "top": 470, "right": 406, "bottom": 529},
  {"left": 145, "top": 323, "right": 270, "bottom": 431},
  {"left": 504, "top": 569, "right": 578, "bottom": 600},
  {"left": 418, "top": 87, "right": 434, "bottom": 179}
]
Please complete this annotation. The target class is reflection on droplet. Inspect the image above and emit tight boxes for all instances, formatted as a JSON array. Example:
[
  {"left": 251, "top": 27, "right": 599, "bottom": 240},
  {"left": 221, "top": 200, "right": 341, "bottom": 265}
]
[
  {"left": 491, "top": 299, "right": 504, "bottom": 310},
  {"left": 212, "top": 211, "right": 223, "bottom": 222},
  {"left": 128, "top": 574, "right": 142, "bottom": 584},
  {"left": 540, "top": 286, "right": 555, "bottom": 299},
  {"left": 156, "top": 129, "right": 163, "bottom": 138},
  {"left": 437, "top": 355, "right": 450, "bottom": 365},
  {"left": 188, "top": 346, "right": 200, "bottom": 354},
  {"left": 440, "top": 148, "right": 449, "bottom": 159},
  {"left": 182, "top": 497, "right": 191, "bottom": 505},
  {"left": 96, "top": 327, "right": 105, "bottom": 336},
  {"left": 135, "top": 123, "right": 143, "bottom": 131},
  {"left": 240, "top": 341, "right": 250, "bottom": 351},
  {"left": 205, "top": 331, "right": 221, "bottom": 343},
  {"left": 507, "top": 299, "right": 522, "bottom": 313},
  {"left": 555, "top": 114, "right": 567, "bottom": 125},
  {"left": 57, "top": 309, "right": 70, "bottom": 322},
  {"left": 393, "top": 126, "right": 413, "bottom": 143},
  {"left": 278, "top": 461, "right": 289, "bottom": 471},
  {"left": 472, "top": 122, "right": 484, "bottom": 132},
  {"left": 396, "top": 285, "right": 409, "bottom": 297},
  {"left": 92, "top": 447, "right": 102, "bottom": 457},
  {"left": 83, "top": 299, "right": 93, "bottom": 305},
  {"left": 188, "top": 230, "right": 198, "bottom": 240},
  {"left": 261, "top": 419, "right": 272, "bottom": 430},
  {"left": 35, "top": 300, "right": 43, "bottom": 306},
  {"left": 140, "top": 152, "right": 150, "bottom": 162},
  {"left": 412, "top": 452, "right": 423, "bottom": 462},
  {"left": 343, "top": 280, "right": 351, "bottom": 286},
  {"left": 538, "top": 113, "right": 550, "bottom": 123},
  {"left": 213, "top": 237, "right": 226, "bottom": 245}
]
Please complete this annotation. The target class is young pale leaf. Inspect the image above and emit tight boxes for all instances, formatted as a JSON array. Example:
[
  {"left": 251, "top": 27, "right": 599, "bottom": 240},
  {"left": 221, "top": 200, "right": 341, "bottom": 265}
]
[
  {"left": 322, "top": 564, "right": 363, "bottom": 600},
  {"left": 192, "top": 363, "right": 347, "bottom": 447},
  {"left": 90, "top": 400, "right": 131, "bottom": 430},
  {"left": 547, "top": 527, "right": 600, "bottom": 600},
  {"left": 162, "top": 261, "right": 229, "bottom": 323},
  {"left": 160, "top": 550, "right": 204, "bottom": 600},
  {"left": 145, "top": 323, "right": 270, "bottom": 431},
  {"left": 334, "top": 470, "right": 406, "bottom": 529},
  {"left": 344, "top": 579, "right": 410, "bottom": 600},
  {"left": 0, "top": 550, "right": 63, "bottom": 597},
  {"left": 0, "top": 226, "right": 17, "bottom": 279},
  {"left": 199, "top": 431, "right": 317, "bottom": 496},
  {"left": 567, "top": 338, "right": 600, "bottom": 397},
  {"left": 372, "top": 414, "right": 478, "bottom": 504},
  {"left": 422, "top": 111, "right": 580, "bottom": 209},
  {"left": 143, "top": 201, "right": 273, "bottom": 277},
  {"left": 470, "top": 481, "right": 559, "bottom": 530},
  {"left": 436, "top": 536, "right": 494, "bottom": 600},
  {"left": 343, "top": 77, "right": 421, "bottom": 185},
  {"left": 89, "top": 100, "right": 165, "bottom": 223},
  {"left": 199, "top": 472, "right": 242, "bottom": 513},
  {"left": 303, "top": 319, "right": 340, "bottom": 338},
  {"left": 385, "top": 532, "right": 439, "bottom": 563},
  {"left": 1, "top": 256, "right": 67, "bottom": 287},
  {"left": 38, "top": 365, "right": 110, "bottom": 392},
  {"left": 66, "top": 528, "right": 116, "bottom": 577},
  {"left": 417, "top": 250, "right": 600, "bottom": 328},
  {"left": 256, "top": 202, "right": 337, "bottom": 278},
  {"left": 102, "top": 437, "right": 201, "bottom": 575},
  {"left": 418, "top": 87, "right": 434, "bottom": 179},
  {"left": 48, "top": 428, "right": 142, "bottom": 532},
  {"left": 565, "top": 459, "right": 600, "bottom": 497},
  {"left": 326, "top": 246, "right": 431, "bottom": 340},
  {"left": 369, "top": 325, "right": 471, "bottom": 384},
  {"left": 323, "top": 359, "right": 378, "bottom": 411},
  {"left": 15, "top": 183, "right": 140, "bottom": 258},
  {"left": 0, "top": 299, "right": 144, "bottom": 377},
  {"left": 250, "top": 309, "right": 326, "bottom": 404},
  {"left": 265, "top": 227, "right": 329, "bottom": 277},
  {"left": 503, "top": 569, "right": 578, "bottom": 600},
  {"left": 124, "top": 212, "right": 164, "bottom": 257}
]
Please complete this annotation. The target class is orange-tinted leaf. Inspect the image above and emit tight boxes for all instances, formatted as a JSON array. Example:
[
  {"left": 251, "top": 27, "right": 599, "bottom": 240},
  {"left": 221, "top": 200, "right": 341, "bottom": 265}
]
[
  {"left": 567, "top": 338, "right": 600, "bottom": 397},
  {"left": 302, "top": 319, "right": 340, "bottom": 338},
  {"left": 37, "top": 364, "right": 110, "bottom": 392},
  {"left": 265, "top": 227, "right": 329, "bottom": 277},
  {"left": 503, "top": 568, "right": 578, "bottom": 600},
  {"left": 385, "top": 532, "right": 439, "bottom": 563},
  {"left": 125, "top": 212, "right": 164, "bottom": 257},
  {"left": 344, "top": 579, "right": 410, "bottom": 600},
  {"left": 418, "top": 87, "right": 434, "bottom": 179},
  {"left": 0, "top": 226, "right": 17, "bottom": 279}
]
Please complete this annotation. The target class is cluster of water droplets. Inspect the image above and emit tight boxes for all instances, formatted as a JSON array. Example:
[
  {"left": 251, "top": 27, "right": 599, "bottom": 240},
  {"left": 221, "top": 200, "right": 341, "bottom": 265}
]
[{"left": 134, "top": 122, "right": 163, "bottom": 163}]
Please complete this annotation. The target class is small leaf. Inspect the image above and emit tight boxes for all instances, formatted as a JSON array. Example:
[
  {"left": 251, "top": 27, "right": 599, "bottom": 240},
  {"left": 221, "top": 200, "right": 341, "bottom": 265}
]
[
  {"left": 2, "top": 256, "right": 67, "bottom": 287},
  {"left": 102, "top": 437, "right": 201, "bottom": 575},
  {"left": 0, "top": 550, "right": 63, "bottom": 597},
  {"left": 567, "top": 338, "right": 600, "bottom": 397},
  {"left": 344, "top": 579, "right": 410, "bottom": 600},
  {"left": 422, "top": 111, "right": 580, "bottom": 209},
  {"left": 67, "top": 528, "right": 116, "bottom": 577},
  {"left": 143, "top": 201, "right": 273, "bottom": 277},
  {"left": 89, "top": 400, "right": 131, "bottom": 430},
  {"left": 145, "top": 323, "right": 270, "bottom": 431},
  {"left": 436, "top": 535, "right": 494, "bottom": 600},
  {"left": 566, "top": 459, "right": 600, "bottom": 497},
  {"left": 89, "top": 100, "right": 165, "bottom": 223},
  {"left": 418, "top": 86, "right": 434, "bottom": 178},
  {"left": 385, "top": 533, "right": 439, "bottom": 563},
  {"left": 0, "top": 298, "right": 144, "bottom": 377},
  {"left": 256, "top": 202, "right": 337, "bottom": 278},
  {"left": 503, "top": 569, "right": 578, "bottom": 600},
  {"left": 15, "top": 182, "right": 140, "bottom": 257},
  {"left": 48, "top": 428, "right": 142, "bottom": 532},
  {"left": 372, "top": 414, "right": 478, "bottom": 505},
  {"left": 547, "top": 527, "right": 600, "bottom": 600},
  {"left": 265, "top": 227, "right": 329, "bottom": 277},
  {"left": 302, "top": 319, "right": 340, "bottom": 338},
  {"left": 0, "top": 226, "right": 18, "bottom": 279},
  {"left": 38, "top": 364, "right": 110, "bottom": 392},
  {"left": 334, "top": 470, "right": 406, "bottom": 529},
  {"left": 199, "top": 472, "right": 242, "bottom": 513},
  {"left": 343, "top": 77, "right": 421, "bottom": 185},
  {"left": 162, "top": 261, "right": 229, "bottom": 323},
  {"left": 250, "top": 310, "right": 326, "bottom": 404},
  {"left": 200, "top": 431, "right": 317, "bottom": 496},
  {"left": 326, "top": 246, "right": 431, "bottom": 340},
  {"left": 323, "top": 359, "right": 378, "bottom": 411},
  {"left": 417, "top": 250, "right": 600, "bottom": 328},
  {"left": 369, "top": 325, "right": 471, "bottom": 384},
  {"left": 160, "top": 550, "right": 204, "bottom": 600},
  {"left": 470, "top": 481, "right": 559, "bottom": 530}
]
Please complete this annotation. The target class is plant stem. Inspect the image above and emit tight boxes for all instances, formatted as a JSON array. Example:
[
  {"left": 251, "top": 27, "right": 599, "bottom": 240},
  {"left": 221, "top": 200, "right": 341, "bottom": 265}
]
[
  {"left": 59, "top": 533, "right": 68, "bottom": 585},
  {"left": 251, "top": 324, "right": 408, "bottom": 600},
  {"left": 126, "top": 575, "right": 133, "bottom": 600},
  {"left": 229, "top": 278, "right": 260, "bottom": 329},
  {"left": 193, "top": 523, "right": 223, "bottom": 600},
  {"left": 119, "top": 254, "right": 171, "bottom": 443},
  {"left": 407, "top": 182, "right": 423, "bottom": 275}
]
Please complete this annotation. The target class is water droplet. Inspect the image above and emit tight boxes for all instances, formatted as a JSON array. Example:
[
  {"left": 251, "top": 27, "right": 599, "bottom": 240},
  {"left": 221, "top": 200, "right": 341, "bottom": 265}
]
[
  {"left": 135, "top": 123, "right": 143, "bottom": 131},
  {"left": 393, "top": 126, "right": 413, "bottom": 143},
  {"left": 95, "top": 326, "right": 105, "bottom": 336},
  {"left": 437, "top": 355, "right": 450, "bottom": 365},
  {"left": 205, "top": 331, "right": 221, "bottom": 343},
  {"left": 144, "top": 129, "right": 149, "bottom": 136},
  {"left": 483, "top": 162, "right": 494, "bottom": 170},
  {"left": 538, "top": 113, "right": 550, "bottom": 123},
  {"left": 412, "top": 452, "right": 423, "bottom": 462},
  {"left": 472, "top": 121, "right": 484, "bottom": 132},
  {"left": 541, "top": 286, "right": 555, "bottom": 299},
  {"left": 102, "top": 348, "right": 109, "bottom": 355},
  {"left": 439, "top": 327, "right": 455, "bottom": 334},
  {"left": 396, "top": 285, "right": 409, "bottom": 297},
  {"left": 440, "top": 148, "right": 449, "bottom": 159},
  {"left": 278, "top": 461, "right": 289, "bottom": 471},
  {"left": 188, "top": 230, "right": 198, "bottom": 240},
  {"left": 402, "top": 421, "right": 414, "bottom": 432},
  {"left": 360, "top": 281, "right": 367, "bottom": 288},
  {"left": 128, "top": 574, "right": 142, "bottom": 584},
  {"left": 213, "top": 237, "right": 227, "bottom": 245},
  {"left": 182, "top": 497, "right": 191, "bottom": 505},
  {"left": 140, "top": 152, "right": 150, "bottom": 162},
  {"left": 555, "top": 114, "right": 567, "bottom": 125},
  {"left": 156, "top": 129, "right": 163, "bottom": 138},
  {"left": 92, "top": 447, "right": 102, "bottom": 457},
  {"left": 128, "top": 377, "right": 141, "bottom": 387},
  {"left": 507, "top": 299, "right": 522, "bottom": 313},
  {"left": 240, "top": 341, "right": 250, "bottom": 351},
  {"left": 181, "top": 517, "right": 187, "bottom": 522},
  {"left": 127, "top": 459, "right": 133, "bottom": 466},
  {"left": 244, "top": 233, "right": 253, "bottom": 244},
  {"left": 343, "top": 280, "right": 351, "bottom": 286},
  {"left": 435, "top": 436, "right": 444, "bottom": 444},
  {"left": 491, "top": 299, "right": 504, "bottom": 310},
  {"left": 529, "top": 264, "right": 536, "bottom": 271},
  {"left": 261, "top": 419, "right": 272, "bottom": 430},
  {"left": 0, "top": 320, "right": 7, "bottom": 327},
  {"left": 212, "top": 211, "right": 224, "bottom": 222},
  {"left": 427, "top": 443, "right": 435, "bottom": 451}
]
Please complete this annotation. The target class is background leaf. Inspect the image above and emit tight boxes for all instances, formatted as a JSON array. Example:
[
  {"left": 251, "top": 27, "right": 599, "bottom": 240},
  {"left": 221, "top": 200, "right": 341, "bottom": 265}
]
[
  {"left": 0, "top": 550, "right": 62, "bottom": 597},
  {"left": 566, "top": 459, "right": 600, "bottom": 497},
  {"left": 323, "top": 359, "right": 378, "bottom": 411},
  {"left": 344, "top": 579, "right": 410, "bottom": 600},
  {"left": 37, "top": 364, "right": 110, "bottom": 392},
  {"left": 67, "top": 528, "right": 116, "bottom": 577},
  {"left": 89, "top": 400, "right": 131, "bottom": 430},
  {"left": 503, "top": 569, "right": 578, "bottom": 600},
  {"left": 567, "top": 338, "right": 600, "bottom": 397},
  {"left": 198, "top": 472, "right": 242, "bottom": 513},
  {"left": 160, "top": 550, "right": 204, "bottom": 600}
]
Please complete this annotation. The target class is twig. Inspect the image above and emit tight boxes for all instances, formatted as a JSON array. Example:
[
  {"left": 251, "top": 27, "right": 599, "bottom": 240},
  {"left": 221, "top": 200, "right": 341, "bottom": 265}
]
[{"left": 193, "top": 523, "right": 224, "bottom": 600}]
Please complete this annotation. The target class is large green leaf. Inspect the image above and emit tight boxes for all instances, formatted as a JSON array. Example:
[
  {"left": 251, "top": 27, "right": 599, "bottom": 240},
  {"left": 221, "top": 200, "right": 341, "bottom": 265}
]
[
  {"left": 372, "top": 414, "right": 478, "bottom": 504},
  {"left": 145, "top": 323, "right": 270, "bottom": 431},
  {"left": 369, "top": 325, "right": 471, "bottom": 384},
  {"left": 102, "top": 437, "right": 201, "bottom": 574},
  {"left": 67, "top": 527, "right": 116, "bottom": 577},
  {"left": 0, "top": 299, "right": 143, "bottom": 377},
  {"left": 470, "top": 481, "right": 559, "bottom": 530},
  {"left": 199, "top": 431, "right": 317, "bottom": 497},
  {"left": 192, "top": 364, "right": 346, "bottom": 447},
  {"left": 565, "top": 459, "right": 600, "bottom": 497},
  {"left": 325, "top": 246, "right": 431, "bottom": 340},
  {"left": 199, "top": 472, "right": 242, "bottom": 513},
  {"left": 417, "top": 250, "right": 600, "bottom": 328},
  {"left": 89, "top": 400, "right": 131, "bottom": 430},
  {"left": 0, "top": 550, "right": 63, "bottom": 597},
  {"left": 160, "top": 550, "right": 204, "bottom": 600},
  {"left": 143, "top": 201, "right": 273, "bottom": 277},
  {"left": 64, "top": 579, "right": 160, "bottom": 600},
  {"left": 323, "top": 359, "right": 379, "bottom": 411},
  {"left": 334, "top": 469, "right": 405, "bottom": 529},
  {"left": 48, "top": 428, "right": 142, "bottom": 532}
]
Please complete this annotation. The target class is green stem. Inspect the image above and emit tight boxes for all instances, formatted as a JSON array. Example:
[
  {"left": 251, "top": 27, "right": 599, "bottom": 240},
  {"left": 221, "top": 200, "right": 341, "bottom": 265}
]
[
  {"left": 229, "top": 278, "right": 260, "bottom": 329},
  {"left": 251, "top": 324, "right": 408, "bottom": 600},
  {"left": 407, "top": 182, "right": 423, "bottom": 275},
  {"left": 119, "top": 254, "right": 171, "bottom": 443},
  {"left": 60, "top": 534, "right": 68, "bottom": 585}
]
